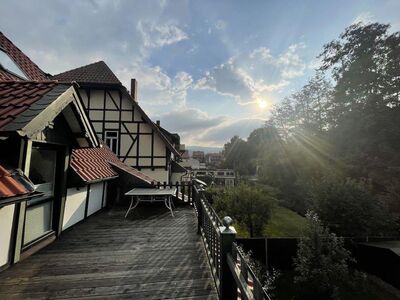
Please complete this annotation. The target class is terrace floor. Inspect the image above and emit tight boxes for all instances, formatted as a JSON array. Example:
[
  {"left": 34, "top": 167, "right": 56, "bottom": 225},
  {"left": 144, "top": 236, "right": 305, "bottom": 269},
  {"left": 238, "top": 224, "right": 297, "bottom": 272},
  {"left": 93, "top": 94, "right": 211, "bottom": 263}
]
[{"left": 0, "top": 205, "right": 218, "bottom": 299}]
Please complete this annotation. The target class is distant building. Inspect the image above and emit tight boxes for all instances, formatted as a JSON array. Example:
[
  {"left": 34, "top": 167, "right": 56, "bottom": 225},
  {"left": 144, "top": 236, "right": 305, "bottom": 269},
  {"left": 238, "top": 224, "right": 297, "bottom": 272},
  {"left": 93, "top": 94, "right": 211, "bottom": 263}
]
[
  {"left": 180, "top": 158, "right": 207, "bottom": 170},
  {"left": 211, "top": 169, "right": 235, "bottom": 187},
  {"left": 205, "top": 152, "right": 223, "bottom": 167},
  {"left": 180, "top": 144, "right": 189, "bottom": 159},
  {"left": 192, "top": 151, "right": 205, "bottom": 163},
  {"left": 192, "top": 169, "right": 236, "bottom": 187}
]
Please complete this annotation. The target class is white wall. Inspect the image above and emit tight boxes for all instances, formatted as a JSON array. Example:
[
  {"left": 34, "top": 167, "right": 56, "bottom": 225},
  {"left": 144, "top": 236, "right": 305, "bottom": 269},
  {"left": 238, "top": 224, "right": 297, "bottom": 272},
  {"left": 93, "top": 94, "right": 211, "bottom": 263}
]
[
  {"left": 62, "top": 188, "right": 87, "bottom": 231},
  {"left": 171, "top": 172, "right": 184, "bottom": 185},
  {"left": 87, "top": 182, "right": 104, "bottom": 216},
  {"left": 0, "top": 204, "right": 15, "bottom": 267},
  {"left": 81, "top": 87, "right": 170, "bottom": 170},
  {"left": 140, "top": 169, "right": 169, "bottom": 183}
]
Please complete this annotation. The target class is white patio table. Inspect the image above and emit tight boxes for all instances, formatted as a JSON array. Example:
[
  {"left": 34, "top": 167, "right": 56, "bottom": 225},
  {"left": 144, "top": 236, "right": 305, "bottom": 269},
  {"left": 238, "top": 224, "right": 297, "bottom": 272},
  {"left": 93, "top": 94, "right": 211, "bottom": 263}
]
[{"left": 124, "top": 187, "right": 177, "bottom": 218}]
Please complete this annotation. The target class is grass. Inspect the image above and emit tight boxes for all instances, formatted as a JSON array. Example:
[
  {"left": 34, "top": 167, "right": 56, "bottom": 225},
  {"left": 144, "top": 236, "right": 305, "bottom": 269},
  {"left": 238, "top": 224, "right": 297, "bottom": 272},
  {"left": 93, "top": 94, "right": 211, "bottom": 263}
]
[
  {"left": 264, "top": 206, "right": 307, "bottom": 237},
  {"left": 234, "top": 205, "right": 308, "bottom": 238},
  {"left": 274, "top": 271, "right": 398, "bottom": 300}
]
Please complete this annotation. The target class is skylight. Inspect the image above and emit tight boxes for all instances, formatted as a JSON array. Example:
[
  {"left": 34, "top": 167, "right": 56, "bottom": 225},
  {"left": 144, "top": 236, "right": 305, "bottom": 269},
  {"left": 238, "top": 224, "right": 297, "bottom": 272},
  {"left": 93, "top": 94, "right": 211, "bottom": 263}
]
[{"left": 0, "top": 49, "right": 28, "bottom": 79}]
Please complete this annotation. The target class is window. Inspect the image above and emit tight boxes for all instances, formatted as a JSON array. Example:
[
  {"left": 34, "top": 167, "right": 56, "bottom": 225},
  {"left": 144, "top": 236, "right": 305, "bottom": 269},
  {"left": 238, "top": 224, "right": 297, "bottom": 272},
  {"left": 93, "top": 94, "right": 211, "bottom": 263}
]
[
  {"left": 29, "top": 147, "right": 57, "bottom": 199},
  {"left": 24, "top": 147, "right": 58, "bottom": 245},
  {"left": 105, "top": 130, "right": 119, "bottom": 154},
  {"left": 0, "top": 49, "right": 28, "bottom": 79}
]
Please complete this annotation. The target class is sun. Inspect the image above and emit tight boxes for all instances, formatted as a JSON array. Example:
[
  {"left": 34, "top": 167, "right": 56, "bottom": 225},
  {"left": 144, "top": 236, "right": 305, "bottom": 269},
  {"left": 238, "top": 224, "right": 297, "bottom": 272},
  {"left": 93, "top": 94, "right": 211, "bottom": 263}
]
[{"left": 258, "top": 99, "right": 268, "bottom": 109}]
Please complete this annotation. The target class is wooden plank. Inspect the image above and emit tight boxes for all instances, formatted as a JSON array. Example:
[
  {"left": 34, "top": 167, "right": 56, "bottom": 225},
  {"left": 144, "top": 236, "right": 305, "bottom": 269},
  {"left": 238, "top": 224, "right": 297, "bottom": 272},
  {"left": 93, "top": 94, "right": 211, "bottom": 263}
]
[{"left": 0, "top": 206, "right": 217, "bottom": 299}]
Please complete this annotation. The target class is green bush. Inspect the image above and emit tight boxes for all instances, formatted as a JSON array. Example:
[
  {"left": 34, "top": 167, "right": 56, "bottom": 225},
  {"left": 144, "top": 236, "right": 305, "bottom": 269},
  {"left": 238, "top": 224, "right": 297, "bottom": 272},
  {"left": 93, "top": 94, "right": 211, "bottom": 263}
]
[
  {"left": 212, "top": 184, "right": 276, "bottom": 237},
  {"left": 294, "top": 211, "right": 353, "bottom": 299},
  {"left": 308, "top": 176, "right": 395, "bottom": 237}
]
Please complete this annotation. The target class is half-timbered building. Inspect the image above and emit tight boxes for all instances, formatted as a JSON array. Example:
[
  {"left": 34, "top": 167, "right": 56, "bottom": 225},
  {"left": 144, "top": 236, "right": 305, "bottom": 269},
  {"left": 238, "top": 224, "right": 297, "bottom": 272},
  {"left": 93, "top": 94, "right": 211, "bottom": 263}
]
[
  {"left": 53, "top": 62, "right": 185, "bottom": 183},
  {"left": 0, "top": 80, "right": 155, "bottom": 271}
]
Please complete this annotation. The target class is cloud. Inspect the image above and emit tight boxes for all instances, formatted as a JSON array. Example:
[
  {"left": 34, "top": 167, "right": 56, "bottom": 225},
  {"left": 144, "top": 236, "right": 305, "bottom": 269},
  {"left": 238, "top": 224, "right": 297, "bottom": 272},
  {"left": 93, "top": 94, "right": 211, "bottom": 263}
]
[
  {"left": 137, "top": 20, "right": 188, "bottom": 48},
  {"left": 158, "top": 108, "right": 225, "bottom": 133},
  {"left": 195, "top": 59, "right": 254, "bottom": 104},
  {"left": 250, "top": 43, "right": 306, "bottom": 79},
  {"left": 117, "top": 65, "right": 193, "bottom": 108},
  {"left": 197, "top": 118, "right": 265, "bottom": 146},
  {"left": 194, "top": 43, "right": 306, "bottom": 105},
  {"left": 250, "top": 47, "right": 273, "bottom": 62},
  {"left": 215, "top": 20, "right": 227, "bottom": 31},
  {"left": 158, "top": 109, "right": 265, "bottom": 147}
]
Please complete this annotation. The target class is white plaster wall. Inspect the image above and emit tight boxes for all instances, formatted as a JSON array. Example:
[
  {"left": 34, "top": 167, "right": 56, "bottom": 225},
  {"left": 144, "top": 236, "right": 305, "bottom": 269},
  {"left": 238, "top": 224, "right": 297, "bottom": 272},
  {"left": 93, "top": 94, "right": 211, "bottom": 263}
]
[
  {"left": 87, "top": 182, "right": 104, "bottom": 216},
  {"left": 153, "top": 135, "right": 166, "bottom": 156},
  {"left": 120, "top": 134, "right": 137, "bottom": 157},
  {"left": 139, "top": 135, "right": 152, "bottom": 156},
  {"left": 88, "top": 90, "right": 104, "bottom": 109},
  {"left": 140, "top": 169, "right": 169, "bottom": 183},
  {"left": 171, "top": 172, "right": 184, "bottom": 184},
  {"left": 62, "top": 188, "right": 87, "bottom": 231},
  {"left": 0, "top": 204, "right": 15, "bottom": 267}
]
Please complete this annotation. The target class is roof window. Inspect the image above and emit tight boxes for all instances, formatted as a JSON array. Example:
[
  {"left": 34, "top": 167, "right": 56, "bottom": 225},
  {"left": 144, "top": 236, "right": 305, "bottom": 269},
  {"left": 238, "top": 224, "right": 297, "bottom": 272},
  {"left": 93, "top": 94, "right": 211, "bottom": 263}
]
[{"left": 0, "top": 48, "right": 28, "bottom": 79}]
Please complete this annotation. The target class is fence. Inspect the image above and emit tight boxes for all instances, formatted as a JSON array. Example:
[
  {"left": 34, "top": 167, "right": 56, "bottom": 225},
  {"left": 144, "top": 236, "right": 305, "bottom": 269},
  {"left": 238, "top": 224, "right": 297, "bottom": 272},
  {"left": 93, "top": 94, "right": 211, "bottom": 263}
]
[
  {"left": 237, "top": 237, "right": 400, "bottom": 290},
  {"left": 153, "top": 181, "right": 193, "bottom": 203},
  {"left": 192, "top": 180, "right": 270, "bottom": 300}
]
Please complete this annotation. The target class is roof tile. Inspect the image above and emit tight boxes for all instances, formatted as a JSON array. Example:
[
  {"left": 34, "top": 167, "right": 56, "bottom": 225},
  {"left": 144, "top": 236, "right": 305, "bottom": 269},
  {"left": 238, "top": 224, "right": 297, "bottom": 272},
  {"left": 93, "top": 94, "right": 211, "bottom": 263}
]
[
  {"left": 70, "top": 145, "right": 156, "bottom": 185},
  {"left": 0, "top": 68, "right": 21, "bottom": 81},
  {"left": 52, "top": 61, "right": 121, "bottom": 86},
  {"left": 0, "top": 165, "right": 28, "bottom": 199},
  {"left": 0, "top": 81, "right": 58, "bottom": 130},
  {"left": 0, "top": 32, "right": 48, "bottom": 81}
]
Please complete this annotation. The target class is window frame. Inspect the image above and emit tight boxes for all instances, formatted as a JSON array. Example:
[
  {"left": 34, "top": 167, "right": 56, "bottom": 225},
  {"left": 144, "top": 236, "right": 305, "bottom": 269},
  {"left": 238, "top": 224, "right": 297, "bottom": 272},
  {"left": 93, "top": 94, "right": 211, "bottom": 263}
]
[{"left": 104, "top": 130, "right": 119, "bottom": 154}]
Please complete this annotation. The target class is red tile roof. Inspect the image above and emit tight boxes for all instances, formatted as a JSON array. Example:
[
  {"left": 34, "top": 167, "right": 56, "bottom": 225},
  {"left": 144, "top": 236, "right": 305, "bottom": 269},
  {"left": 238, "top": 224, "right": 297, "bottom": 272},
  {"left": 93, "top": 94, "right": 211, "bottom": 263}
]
[
  {"left": 0, "top": 32, "right": 48, "bottom": 81},
  {"left": 52, "top": 61, "right": 121, "bottom": 86},
  {"left": 0, "top": 80, "right": 59, "bottom": 130},
  {"left": 0, "top": 165, "right": 29, "bottom": 199},
  {"left": 70, "top": 145, "right": 156, "bottom": 185},
  {"left": 0, "top": 68, "right": 22, "bottom": 81}
]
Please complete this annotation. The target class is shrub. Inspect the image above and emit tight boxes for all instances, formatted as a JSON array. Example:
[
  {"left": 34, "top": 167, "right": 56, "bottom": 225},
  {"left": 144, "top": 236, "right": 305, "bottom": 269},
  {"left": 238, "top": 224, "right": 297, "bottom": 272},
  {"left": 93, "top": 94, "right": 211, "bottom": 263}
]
[
  {"left": 308, "top": 175, "right": 395, "bottom": 237},
  {"left": 293, "top": 211, "right": 353, "bottom": 299},
  {"left": 212, "top": 184, "right": 275, "bottom": 237}
]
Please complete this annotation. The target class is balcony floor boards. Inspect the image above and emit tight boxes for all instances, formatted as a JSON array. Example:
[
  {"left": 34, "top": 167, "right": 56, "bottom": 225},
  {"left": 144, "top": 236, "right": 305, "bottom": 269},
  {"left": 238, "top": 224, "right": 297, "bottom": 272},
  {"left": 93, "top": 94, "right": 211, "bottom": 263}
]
[{"left": 0, "top": 205, "right": 218, "bottom": 299}]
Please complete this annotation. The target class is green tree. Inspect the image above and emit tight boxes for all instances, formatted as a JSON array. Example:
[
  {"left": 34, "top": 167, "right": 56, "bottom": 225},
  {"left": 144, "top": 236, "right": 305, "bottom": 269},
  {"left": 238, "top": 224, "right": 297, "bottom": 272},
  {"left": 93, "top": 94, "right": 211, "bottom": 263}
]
[
  {"left": 308, "top": 176, "right": 395, "bottom": 238},
  {"left": 319, "top": 22, "right": 400, "bottom": 192},
  {"left": 221, "top": 135, "right": 254, "bottom": 175},
  {"left": 294, "top": 211, "right": 353, "bottom": 299},
  {"left": 213, "top": 184, "right": 275, "bottom": 237}
]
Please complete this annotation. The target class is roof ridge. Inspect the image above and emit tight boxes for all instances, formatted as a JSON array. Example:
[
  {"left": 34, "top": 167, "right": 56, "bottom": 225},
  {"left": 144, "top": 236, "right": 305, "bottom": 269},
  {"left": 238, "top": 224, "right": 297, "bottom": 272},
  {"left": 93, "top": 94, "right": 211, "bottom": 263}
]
[
  {"left": 0, "top": 80, "right": 59, "bottom": 84},
  {"left": 52, "top": 60, "right": 107, "bottom": 77},
  {"left": 51, "top": 60, "right": 121, "bottom": 85}
]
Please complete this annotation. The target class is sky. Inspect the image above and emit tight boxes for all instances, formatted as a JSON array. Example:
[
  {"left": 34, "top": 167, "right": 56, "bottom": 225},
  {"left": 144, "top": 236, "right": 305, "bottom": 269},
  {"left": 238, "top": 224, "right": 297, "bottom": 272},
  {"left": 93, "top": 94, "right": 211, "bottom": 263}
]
[{"left": 1, "top": 0, "right": 400, "bottom": 147}]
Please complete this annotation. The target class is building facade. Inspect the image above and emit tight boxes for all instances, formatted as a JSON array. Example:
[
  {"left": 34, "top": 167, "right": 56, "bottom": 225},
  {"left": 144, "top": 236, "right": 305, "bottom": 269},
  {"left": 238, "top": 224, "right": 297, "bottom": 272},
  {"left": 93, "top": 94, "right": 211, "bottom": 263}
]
[{"left": 53, "top": 63, "right": 184, "bottom": 183}]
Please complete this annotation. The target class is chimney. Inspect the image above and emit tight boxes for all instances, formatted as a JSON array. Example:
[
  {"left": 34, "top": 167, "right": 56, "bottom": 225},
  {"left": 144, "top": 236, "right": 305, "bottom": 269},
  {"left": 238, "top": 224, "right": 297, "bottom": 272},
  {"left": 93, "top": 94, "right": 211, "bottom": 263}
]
[
  {"left": 156, "top": 120, "right": 160, "bottom": 126},
  {"left": 131, "top": 78, "right": 138, "bottom": 101}
]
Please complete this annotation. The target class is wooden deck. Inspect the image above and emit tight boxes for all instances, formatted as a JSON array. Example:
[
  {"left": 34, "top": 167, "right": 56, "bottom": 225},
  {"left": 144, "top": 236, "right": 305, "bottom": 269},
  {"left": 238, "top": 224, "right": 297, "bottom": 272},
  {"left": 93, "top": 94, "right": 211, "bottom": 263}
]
[{"left": 0, "top": 205, "right": 218, "bottom": 299}]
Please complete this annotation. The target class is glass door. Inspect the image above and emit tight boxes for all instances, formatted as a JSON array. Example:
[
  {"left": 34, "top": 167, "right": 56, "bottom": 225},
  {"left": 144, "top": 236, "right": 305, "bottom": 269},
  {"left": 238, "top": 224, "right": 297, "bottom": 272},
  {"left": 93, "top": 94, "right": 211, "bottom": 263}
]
[{"left": 23, "top": 146, "right": 57, "bottom": 246}]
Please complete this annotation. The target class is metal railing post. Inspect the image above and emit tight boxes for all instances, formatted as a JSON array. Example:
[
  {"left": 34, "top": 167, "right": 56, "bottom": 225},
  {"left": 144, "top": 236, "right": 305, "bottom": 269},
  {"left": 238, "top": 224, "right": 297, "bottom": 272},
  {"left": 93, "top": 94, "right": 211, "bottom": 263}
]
[
  {"left": 219, "top": 216, "right": 237, "bottom": 300},
  {"left": 196, "top": 187, "right": 204, "bottom": 235}
]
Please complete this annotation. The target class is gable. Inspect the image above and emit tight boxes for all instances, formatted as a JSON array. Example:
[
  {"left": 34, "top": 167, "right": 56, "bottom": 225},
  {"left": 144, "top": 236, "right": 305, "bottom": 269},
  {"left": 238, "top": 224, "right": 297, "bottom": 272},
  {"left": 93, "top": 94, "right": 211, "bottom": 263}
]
[
  {"left": 0, "top": 81, "right": 98, "bottom": 147},
  {"left": 52, "top": 61, "right": 121, "bottom": 86}
]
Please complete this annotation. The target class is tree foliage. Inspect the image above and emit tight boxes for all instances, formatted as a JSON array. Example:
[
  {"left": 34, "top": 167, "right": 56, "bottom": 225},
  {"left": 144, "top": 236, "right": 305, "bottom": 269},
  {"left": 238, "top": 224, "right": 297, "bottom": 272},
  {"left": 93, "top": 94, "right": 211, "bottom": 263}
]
[
  {"left": 212, "top": 184, "right": 275, "bottom": 237},
  {"left": 308, "top": 176, "right": 394, "bottom": 237},
  {"left": 221, "top": 22, "right": 400, "bottom": 236},
  {"left": 293, "top": 211, "right": 353, "bottom": 299}
]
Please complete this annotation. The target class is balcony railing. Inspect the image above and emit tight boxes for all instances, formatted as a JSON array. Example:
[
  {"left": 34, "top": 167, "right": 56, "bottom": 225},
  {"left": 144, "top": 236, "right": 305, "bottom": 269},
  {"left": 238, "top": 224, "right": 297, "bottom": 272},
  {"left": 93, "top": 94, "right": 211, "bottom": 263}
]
[{"left": 192, "top": 180, "right": 271, "bottom": 300}]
